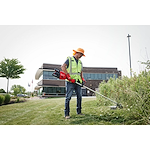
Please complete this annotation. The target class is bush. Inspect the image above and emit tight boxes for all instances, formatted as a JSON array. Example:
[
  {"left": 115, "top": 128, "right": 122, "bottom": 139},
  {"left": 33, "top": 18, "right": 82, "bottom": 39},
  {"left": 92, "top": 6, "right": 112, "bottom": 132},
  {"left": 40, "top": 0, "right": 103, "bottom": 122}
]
[
  {"left": 16, "top": 97, "right": 20, "bottom": 103},
  {"left": 97, "top": 70, "right": 150, "bottom": 125},
  {"left": 0, "top": 95, "right": 5, "bottom": 105},
  {"left": 0, "top": 89, "right": 6, "bottom": 93},
  {"left": 4, "top": 94, "right": 11, "bottom": 104}
]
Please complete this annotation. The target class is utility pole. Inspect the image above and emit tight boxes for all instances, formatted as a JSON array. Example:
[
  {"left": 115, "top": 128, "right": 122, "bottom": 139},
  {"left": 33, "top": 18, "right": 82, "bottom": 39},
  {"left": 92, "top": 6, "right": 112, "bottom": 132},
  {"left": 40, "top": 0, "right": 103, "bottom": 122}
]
[{"left": 127, "top": 34, "right": 132, "bottom": 77}]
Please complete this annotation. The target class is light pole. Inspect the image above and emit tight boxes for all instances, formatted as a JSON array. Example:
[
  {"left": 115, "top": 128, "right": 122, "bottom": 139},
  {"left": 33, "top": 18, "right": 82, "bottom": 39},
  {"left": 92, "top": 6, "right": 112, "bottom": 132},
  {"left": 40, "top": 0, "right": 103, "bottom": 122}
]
[{"left": 127, "top": 34, "right": 132, "bottom": 77}]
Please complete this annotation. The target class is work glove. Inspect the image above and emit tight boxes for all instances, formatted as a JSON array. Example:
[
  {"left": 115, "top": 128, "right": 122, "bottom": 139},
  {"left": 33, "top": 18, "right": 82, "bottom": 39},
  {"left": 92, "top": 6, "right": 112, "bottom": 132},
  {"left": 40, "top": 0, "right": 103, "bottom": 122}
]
[
  {"left": 82, "top": 77, "right": 86, "bottom": 86},
  {"left": 66, "top": 73, "right": 71, "bottom": 80},
  {"left": 66, "top": 73, "right": 76, "bottom": 83}
]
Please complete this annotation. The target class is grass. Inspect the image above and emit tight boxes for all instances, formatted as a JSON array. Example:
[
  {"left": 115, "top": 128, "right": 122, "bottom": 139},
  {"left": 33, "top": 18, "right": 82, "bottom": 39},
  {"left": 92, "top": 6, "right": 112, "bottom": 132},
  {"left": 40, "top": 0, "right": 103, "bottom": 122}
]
[
  {"left": 0, "top": 97, "right": 140, "bottom": 125},
  {"left": 1, "top": 97, "right": 148, "bottom": 150}
]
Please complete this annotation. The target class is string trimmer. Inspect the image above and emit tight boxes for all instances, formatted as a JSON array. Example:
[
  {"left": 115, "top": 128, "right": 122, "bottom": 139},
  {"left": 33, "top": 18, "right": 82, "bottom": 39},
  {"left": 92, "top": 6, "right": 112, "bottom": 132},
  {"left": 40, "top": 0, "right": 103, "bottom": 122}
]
[
  {"left": 52, "top": 68, "right": 123, "bottom": 109},
  {"left": 75, "top": 82, "right": 123, "bottom": 109}
]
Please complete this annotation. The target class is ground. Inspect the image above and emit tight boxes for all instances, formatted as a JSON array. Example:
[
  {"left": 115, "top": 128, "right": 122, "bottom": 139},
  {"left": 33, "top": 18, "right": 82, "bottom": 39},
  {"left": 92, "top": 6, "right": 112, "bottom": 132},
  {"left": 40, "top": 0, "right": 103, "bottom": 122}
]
[{"left": 0, "top": 96, "right": 128, "bottom": 125}]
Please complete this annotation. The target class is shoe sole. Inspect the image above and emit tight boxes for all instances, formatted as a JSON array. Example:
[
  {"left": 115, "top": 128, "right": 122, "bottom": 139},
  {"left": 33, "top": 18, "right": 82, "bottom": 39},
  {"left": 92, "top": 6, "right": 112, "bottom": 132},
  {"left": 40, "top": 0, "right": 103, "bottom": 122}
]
[{"left": 65, "top": 116, "right": 70, "bottom": 119}]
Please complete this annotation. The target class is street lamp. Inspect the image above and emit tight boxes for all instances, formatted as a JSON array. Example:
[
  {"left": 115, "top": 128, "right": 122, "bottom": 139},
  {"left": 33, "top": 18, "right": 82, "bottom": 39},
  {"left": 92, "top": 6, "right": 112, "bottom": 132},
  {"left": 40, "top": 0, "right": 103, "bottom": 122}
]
[{"left": 127, "top": 34, "right": 132, "bottom": 77}]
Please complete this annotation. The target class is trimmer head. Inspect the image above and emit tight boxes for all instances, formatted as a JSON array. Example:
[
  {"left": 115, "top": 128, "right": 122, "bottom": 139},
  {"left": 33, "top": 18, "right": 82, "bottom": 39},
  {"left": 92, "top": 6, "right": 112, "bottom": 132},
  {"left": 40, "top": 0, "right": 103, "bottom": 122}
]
[
  {"left": 110, "top": 106, "right": 117, "bottom": 109},
  {"left": 52, "top": 68, "right": 60, "bottom": 78},
  {"left": 117, "top": 103, "right": 123, "bottom": 109},
  {"left": 110, "top": 103, "right": 123, "bottom": 109}
]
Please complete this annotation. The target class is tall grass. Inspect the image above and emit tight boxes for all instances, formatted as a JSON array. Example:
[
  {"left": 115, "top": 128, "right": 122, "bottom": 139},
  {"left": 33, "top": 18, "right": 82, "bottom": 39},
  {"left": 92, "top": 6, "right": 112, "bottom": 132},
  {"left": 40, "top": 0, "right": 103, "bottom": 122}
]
[{"left": 97, "top": 70, "right": 150, "bottom": 125}]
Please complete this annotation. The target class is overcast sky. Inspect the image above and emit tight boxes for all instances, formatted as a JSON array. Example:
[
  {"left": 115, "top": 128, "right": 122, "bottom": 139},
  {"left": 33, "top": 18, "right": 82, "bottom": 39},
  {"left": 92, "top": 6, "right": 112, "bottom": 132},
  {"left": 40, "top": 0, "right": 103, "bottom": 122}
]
[{"left": 0, "top": 25, "right": 150, "bottom": 92}]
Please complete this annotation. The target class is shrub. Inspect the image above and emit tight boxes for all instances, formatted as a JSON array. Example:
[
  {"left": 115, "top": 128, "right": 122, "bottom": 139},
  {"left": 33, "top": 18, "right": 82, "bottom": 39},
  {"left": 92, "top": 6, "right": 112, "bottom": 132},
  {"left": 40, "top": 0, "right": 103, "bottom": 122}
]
[
  {"left": 4, "top": 94, "right": 11, "bottom": 104},
  {"left": 97, "top": 70, "right": 150, "bottom": 125},
  {"left": 0, "top": 89, "right": 6, "bottom": 93},
  {"left": 0, "top": 95, "right": 5, "bottom": 105},
  {"left": 16, "top": 97, "right": 20, "bottom": 103}
]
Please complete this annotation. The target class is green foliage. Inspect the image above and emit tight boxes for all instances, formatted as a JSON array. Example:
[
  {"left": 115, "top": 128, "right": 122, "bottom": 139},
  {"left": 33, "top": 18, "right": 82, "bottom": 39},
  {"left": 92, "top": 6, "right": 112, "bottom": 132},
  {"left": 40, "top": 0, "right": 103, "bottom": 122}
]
[
  {"left": 4, "top": 94, "right": 11, "bottom": 104},
  {"left": 0, "top": 95, "right": 5, "bottom": 105},
  {"left": 140, "top": 60, "right": 150, "bottom": 69},
  {"left": 31, "top": 93, "right": 34, "bottom": 97},
  {"left": 16, "top": 97, "right": 20, "bottom": 103},
  {"left": 0, "top": 58, "right": 26, "bottom": 93},
  {"left": 0, "top": 89, "right": 6, "bottom": 93},
  {"left": 11, "top": 85, "right": 26, "bottom": 96},
  {"left": 13, "top": 88, "right": 20, "bottom": 96},
  {"left": 11, "top": 96, "right": 17, "bottom": 99},
  {"left": 97, "top": 70, "right": 150, "bottom": 124},
  {"left": 0, "top": 58, "right": 26, "bottom": 79}
]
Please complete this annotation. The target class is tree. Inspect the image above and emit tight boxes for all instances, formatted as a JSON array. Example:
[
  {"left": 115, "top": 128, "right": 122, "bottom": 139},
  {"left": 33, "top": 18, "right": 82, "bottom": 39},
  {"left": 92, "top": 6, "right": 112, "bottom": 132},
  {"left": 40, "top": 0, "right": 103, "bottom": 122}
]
[
  {"left": 0, "top": 58, "right": 26, "bottom": 93},
  {"left": 11, "top": 85, "right": 26, "bottom": 96},
  {"left": 13, "top": 88, "right": 20, "bottom": 96}
]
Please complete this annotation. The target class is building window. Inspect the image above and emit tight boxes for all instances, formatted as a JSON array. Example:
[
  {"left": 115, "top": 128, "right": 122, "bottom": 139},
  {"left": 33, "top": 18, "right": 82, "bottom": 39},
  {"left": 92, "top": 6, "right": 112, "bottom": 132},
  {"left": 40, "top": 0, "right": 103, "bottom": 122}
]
[
  {"left": 43, "top": 87, "right": 66, "bottom": 94},
  {"left": 83, "top": 73, "right": 118, "bottom": 80},
  {"left": 43, "top": 71, "right": 58, "bottom": 80},
  {"left": 102, "top": 74, "right": 106, "bottom": 80}
]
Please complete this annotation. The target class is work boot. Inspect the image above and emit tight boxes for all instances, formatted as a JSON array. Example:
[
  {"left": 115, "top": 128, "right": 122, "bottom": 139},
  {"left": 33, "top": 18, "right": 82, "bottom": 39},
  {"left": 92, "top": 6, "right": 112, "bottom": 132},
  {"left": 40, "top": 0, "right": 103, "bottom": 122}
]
[{"left": 65, "top": 116, "right": 70, "bottom": 119}]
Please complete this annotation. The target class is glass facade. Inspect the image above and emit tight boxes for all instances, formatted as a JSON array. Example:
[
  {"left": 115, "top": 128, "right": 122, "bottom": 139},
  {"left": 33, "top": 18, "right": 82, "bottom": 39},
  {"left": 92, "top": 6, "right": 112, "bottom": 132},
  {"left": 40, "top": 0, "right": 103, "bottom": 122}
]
[
  {"left": 43, "top": 71, "right": 58, "bottom": 80},
  {"left": 43, "top": 71, "right": 118, "bottom": 81},
  {"left": 83, "top": 73, "right": 118, "bottom": 80},
  {"left": 41, "top": 71, "right": 118, "bottom": 96}
]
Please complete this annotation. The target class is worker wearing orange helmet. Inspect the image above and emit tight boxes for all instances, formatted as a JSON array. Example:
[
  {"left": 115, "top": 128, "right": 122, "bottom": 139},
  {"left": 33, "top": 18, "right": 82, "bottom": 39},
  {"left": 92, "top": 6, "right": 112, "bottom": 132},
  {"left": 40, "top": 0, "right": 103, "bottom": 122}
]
[{"left": 61, "top": 48, "right": 86, "bottom": 119}]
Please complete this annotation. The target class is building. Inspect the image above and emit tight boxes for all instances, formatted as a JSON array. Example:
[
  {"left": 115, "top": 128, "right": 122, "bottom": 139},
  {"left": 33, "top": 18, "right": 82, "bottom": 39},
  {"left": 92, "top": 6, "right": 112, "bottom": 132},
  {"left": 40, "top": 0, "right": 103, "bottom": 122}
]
[{"left": 35, "top": 63, "right": 121, "bottom": 97}]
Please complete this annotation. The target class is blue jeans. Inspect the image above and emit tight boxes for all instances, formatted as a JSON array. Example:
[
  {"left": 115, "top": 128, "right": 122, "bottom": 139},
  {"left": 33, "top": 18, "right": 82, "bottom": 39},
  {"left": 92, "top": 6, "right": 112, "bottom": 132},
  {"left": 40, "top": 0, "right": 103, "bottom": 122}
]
[{"left": 65, "top": 81, "right": 82, "bottom": 116}]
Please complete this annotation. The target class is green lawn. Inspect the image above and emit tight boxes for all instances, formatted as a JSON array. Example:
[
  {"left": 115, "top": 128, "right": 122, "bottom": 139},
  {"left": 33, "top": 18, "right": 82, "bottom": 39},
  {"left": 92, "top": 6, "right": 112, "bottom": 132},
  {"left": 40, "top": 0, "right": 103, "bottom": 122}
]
[{"left": 0, "top": 97, "right": 128, "bottom": 125}]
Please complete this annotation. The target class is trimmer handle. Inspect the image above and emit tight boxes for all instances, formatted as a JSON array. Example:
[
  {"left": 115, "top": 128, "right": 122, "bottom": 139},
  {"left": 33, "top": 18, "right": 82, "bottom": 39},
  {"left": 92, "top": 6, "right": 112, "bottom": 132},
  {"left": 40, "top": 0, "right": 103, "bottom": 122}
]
[
  {"left": 52, "top": 68, "right": 60, "bottom": 78},
  {"left": 52, "top": 68, "right": 75, "bottom": 83}
]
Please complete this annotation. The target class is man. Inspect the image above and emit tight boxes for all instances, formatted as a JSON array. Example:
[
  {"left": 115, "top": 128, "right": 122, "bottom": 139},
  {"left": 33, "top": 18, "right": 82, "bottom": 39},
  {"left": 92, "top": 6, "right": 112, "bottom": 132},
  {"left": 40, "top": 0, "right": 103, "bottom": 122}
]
[{"left": 61, "top": 48, "right": 86, "bottom": 119}]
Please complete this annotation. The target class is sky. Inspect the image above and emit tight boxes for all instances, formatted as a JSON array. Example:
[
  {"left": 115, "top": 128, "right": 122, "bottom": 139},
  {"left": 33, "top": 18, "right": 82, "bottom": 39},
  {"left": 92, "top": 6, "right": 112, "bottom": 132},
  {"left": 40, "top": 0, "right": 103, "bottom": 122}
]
[{"left": 0, "top": 25, "right": 150, "bottom": 92}]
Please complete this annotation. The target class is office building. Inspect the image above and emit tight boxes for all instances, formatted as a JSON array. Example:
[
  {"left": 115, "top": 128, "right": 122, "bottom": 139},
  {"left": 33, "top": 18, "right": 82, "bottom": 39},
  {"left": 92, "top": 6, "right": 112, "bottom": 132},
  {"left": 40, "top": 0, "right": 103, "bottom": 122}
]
[{"left": 35, "top": 63, "right": 121, "bottom": 97}]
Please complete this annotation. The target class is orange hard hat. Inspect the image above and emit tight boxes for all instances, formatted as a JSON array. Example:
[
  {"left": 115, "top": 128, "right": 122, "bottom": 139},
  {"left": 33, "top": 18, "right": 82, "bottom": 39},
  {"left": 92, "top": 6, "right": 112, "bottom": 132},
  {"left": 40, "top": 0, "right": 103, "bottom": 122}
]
[{"left": 73, "top": 48, "right": 85, "bottom": 56}]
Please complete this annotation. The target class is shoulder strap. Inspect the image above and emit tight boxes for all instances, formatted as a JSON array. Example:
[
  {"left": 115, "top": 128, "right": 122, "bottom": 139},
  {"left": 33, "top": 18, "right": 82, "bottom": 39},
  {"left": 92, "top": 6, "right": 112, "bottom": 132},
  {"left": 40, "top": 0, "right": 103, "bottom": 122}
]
[
  {"left": 79, "top": 60, "right": 83, "bottom": 71},
  {"left": 66, "top": 56, "right": 72, "bottom": 74}
]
